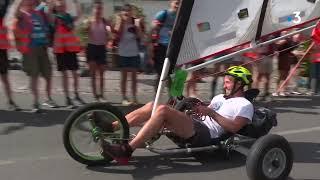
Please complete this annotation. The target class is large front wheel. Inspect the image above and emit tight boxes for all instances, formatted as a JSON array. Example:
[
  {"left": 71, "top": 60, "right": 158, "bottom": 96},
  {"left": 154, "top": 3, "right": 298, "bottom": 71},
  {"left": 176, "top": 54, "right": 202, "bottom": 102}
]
[{"left": 63, "top": 103, "right": 129, "bottom": 166}]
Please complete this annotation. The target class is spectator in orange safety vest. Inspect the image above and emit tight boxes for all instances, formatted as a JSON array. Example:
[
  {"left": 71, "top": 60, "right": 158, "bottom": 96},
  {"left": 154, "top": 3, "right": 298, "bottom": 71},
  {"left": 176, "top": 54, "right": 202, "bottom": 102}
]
[
  {"left": 0, "top": 0, "right": 20, "bottom": 111},
  {"left": 310, "top": 22, "right": 320, "bottom": 95},
  {"left": 48, "top": 0, "right": 85, "bottom": 108},
  {"left": 13, "top": 0, "right": 58, "bottom": 112}
]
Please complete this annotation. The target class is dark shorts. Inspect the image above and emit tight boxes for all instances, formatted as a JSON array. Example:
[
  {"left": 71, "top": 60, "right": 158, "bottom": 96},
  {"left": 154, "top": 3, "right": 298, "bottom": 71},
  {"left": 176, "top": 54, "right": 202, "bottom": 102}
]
[
  {"left": 86, "top": 44, "right": 107, "bottom": 65},
  {"left": 311, "top": 63, "right": 320, "bottom": 79},
  {"left": 167, "top": 120, "right": 213, "bottom": 147},
  {"left": 278, "top": 56, "right": 292, "bottom": 72},
  {"left": 23, "top": 46, "right": 52, "bottom": 78},
  {"left": 153, "top": 44, "right": 167, "bottom": 75},
  {"left": 55, "top": 52, "right": 79, "bottom": 71},
  {"left": 187, "top": 120, "right": 213, "bottom": 147},
  {"left": 119, "top": 56, "right": 140, "bottom": 69},
  {"left": 0, "top": 49, "right": 9, "bottom": 75}
]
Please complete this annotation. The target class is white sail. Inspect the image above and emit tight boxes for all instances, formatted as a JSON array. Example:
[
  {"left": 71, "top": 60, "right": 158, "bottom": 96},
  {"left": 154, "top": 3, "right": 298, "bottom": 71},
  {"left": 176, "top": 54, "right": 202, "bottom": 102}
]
[
  {"left": 174, "top": 0, "right": 320, "bottom": 66},
  {"left": 176, "top": 0, "right": 264, "bottom": 65},
  {"left": 261, "top": 0, "right": 320, "bottom": 37}
]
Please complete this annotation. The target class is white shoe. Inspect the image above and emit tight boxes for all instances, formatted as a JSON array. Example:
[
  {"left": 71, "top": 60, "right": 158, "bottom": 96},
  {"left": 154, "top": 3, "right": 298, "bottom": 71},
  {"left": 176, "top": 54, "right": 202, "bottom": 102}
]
[
  {"left": 305, "top": 91, "right": 315, "bottom": 96},
  {"left": 291, "top": 91, "right": 302, "bottom": 95},
  {"left": 42, "top": 99, "right": 59, "bottom": 108},
  {"left": 122, "top": 99, "right": 133, "bottom": 106},
  {"left": 279, "top": 92, "right": 287, "bottom": 97}
]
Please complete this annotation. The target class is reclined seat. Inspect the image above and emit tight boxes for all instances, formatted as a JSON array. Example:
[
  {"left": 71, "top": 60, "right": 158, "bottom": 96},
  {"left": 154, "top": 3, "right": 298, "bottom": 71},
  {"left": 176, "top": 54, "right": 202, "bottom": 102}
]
[{"left": 211, "top": 89, "right": 277, "bottom": 143}]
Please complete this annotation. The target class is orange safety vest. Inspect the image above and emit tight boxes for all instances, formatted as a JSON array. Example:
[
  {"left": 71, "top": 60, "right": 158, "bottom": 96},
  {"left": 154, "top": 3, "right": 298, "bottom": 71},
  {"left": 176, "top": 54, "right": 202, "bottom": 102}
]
[
  {"left": 53, "top": 20, "right": 81, "bottom": 54},
  {"left": 13, "top": 11, "right": 47, "bottom": 54},
  {"left": 0, "top": 18, "right": 10, "bottom": 50},
  {"left": 311, "top": 52, "right": 320, "bottom": 63},
  {"left": 13, "top": 26, "right": 30, "bottom": 53},
  {"left": 312, "top": 23, "right": 320, "bottom": 45}
]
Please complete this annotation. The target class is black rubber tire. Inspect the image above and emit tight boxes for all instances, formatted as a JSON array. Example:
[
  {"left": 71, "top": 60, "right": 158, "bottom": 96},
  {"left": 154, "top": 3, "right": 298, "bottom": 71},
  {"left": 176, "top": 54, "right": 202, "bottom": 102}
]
[
  {"left": 63, "top": 102, "right": 130, "bottom": 166},
  {"left": 246, "top": 134, "right": 293, "bottom": 180}
]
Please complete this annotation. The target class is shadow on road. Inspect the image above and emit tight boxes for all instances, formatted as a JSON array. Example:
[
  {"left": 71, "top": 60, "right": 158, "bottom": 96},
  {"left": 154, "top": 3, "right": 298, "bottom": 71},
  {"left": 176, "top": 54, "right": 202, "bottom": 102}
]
[
  {"left": 256, "top": 96, "right": 320, "bottom": 115},
  {"left": 0, "top": 109, "right": 70, "bottom": 135},
  {"left": 291, "top": 142, "right": 320, "bottom": 164},
  {"left": 0, "top": 104, "right": 141, "bottom": 135},
  {"left": 87, "top": 151, "right": 246, "bottom": 180},
  {"left": 288, "top": 178, "right": 320, "bottom": 180},
  {"left": 85, "top": 141, "right": 320, "bottom": 179}
]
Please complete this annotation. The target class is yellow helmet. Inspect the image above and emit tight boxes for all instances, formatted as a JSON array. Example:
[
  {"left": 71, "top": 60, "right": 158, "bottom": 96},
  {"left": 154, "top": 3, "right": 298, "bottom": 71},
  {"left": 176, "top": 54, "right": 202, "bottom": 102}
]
[{"left": 225, "top": 66, "right": 252, "bottom": 85}]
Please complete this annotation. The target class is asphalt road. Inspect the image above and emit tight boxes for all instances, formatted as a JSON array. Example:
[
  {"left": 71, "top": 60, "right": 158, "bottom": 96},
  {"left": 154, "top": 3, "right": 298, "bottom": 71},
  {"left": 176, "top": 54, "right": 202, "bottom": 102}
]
[{"left": 0, "top": 71, "right": 319, "bottom": 180}]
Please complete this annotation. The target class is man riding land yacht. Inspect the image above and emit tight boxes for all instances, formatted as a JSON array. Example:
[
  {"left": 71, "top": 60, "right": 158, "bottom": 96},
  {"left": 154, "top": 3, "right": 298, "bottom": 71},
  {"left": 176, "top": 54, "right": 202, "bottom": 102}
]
[{"left": 96, "top": 66, "right": 254, "bottom": 165}]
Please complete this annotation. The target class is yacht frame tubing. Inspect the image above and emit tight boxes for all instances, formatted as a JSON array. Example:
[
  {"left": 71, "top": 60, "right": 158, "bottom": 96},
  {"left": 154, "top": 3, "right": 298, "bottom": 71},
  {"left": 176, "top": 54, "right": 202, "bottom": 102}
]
[
  {"left": 152, "top": 58, "right": 171, "bottom": 115},
  {"left": 151, "top": 24, "right": 315, "bottom": 115}
]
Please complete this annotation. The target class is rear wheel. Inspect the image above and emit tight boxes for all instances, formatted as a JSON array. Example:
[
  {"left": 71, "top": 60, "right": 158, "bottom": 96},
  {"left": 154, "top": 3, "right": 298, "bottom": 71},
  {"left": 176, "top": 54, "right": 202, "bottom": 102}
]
[
  {"left": 246, "top": 134, "right": 293, "bottom": 180},
  {"left": 63, "top": 103, "right": 129, "bottom": 166}
]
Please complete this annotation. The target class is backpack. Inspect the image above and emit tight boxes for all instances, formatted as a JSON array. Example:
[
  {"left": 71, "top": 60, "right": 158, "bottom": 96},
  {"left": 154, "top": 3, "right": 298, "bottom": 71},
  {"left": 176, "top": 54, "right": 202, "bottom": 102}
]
[{"left": 239, "top": 107, "right": 278, "bottom": 138}]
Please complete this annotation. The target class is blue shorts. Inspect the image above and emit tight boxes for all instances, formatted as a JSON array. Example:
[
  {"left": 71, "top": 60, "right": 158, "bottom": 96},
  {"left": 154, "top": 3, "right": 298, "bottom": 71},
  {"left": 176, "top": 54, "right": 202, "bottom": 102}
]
[{"left": 119, "top": 56, "right": 140, "bottom": 69}]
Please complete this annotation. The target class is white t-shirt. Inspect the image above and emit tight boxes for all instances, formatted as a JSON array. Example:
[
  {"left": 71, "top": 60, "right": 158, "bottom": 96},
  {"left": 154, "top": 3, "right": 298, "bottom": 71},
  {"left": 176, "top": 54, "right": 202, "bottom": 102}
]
[
  {"left": 118, "top": 23, "right": 139, "bottom": 57},
  {"left": 202, "top": 94, "right": 254, "bottom": 138}
]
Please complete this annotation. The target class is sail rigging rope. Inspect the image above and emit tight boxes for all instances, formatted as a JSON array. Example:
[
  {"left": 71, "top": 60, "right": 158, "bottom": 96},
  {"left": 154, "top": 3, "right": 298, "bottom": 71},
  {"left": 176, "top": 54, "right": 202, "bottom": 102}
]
[{"left": 183, "top": 38, "right": 314, "bottom": 84}]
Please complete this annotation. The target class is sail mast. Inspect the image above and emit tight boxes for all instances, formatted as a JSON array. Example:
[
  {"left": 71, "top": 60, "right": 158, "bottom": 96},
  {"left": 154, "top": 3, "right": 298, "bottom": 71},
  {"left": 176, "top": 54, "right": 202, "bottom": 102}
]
[
  {"left": 152, "top": 0, "right": 195, "bottom": 114},
  {"left": 166, "top": 0, "right": 195, "bottom": 73},
  {"left": 255, "top": 0, "right": 269, "bottom": 41}
]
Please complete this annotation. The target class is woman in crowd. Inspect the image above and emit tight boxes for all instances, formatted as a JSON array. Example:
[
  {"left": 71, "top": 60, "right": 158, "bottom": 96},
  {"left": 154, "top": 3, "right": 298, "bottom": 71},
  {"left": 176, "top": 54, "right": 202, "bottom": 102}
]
[
  {"left": 273, "top": 31, "right": 298, "bottom": 96},
  {"left": 113, "top": 4, "right": 143, "bottom": 105},
  {"left": 85, "top": 0, "right": 111, "bottom": 102}
]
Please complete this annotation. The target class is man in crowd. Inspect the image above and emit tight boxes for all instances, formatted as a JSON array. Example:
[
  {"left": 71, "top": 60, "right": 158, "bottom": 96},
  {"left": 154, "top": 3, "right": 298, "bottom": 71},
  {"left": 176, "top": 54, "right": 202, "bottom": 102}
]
[
  {"left": 150, "top": 0, "right": 180, "bottom": 91},
  {"left": 14, "top": 0, "right": 58, "bottom": 112}
]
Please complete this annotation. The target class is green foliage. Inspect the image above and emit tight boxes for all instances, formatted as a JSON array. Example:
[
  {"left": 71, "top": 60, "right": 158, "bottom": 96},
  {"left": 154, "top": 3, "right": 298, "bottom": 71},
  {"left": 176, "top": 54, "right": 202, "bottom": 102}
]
[{"left": 75, "top": 16, "right": 90, "bottom": 46}]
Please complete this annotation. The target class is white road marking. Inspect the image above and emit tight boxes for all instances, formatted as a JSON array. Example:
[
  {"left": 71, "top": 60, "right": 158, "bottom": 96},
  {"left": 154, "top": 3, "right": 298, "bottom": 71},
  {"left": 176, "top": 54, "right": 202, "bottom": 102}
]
[
  {"left": 0, "top": 155, "right": 68, "bottom": 166},
  {"left": 276, "top": 126, "right": 320, "bottom": 136},
  {"left": 0, "top": 160, "right": 15, "bottom": 166}
]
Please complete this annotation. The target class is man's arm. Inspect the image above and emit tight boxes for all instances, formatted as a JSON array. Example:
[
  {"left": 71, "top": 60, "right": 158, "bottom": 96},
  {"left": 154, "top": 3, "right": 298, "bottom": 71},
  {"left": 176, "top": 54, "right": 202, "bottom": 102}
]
[
  {"left": 210, "top": 111, "right": 249, "bottom": 134},
  {"left": 195, "top": 105, "right": 250, "bottom": 134},
  {"left": 14, "top": 0, "right": 24, "bottom": 19},
  {"left": 148, "top": 10, "right": 166, "bottom": 64}
]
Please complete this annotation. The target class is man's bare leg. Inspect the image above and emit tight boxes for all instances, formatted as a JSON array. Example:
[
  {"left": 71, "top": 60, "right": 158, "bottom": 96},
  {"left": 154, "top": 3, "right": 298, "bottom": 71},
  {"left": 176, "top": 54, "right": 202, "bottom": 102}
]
[
  {"left": 129, "top": 105, "right": 195, "bottom": 150},
  {"left": 100, "top": 104, "right": 195, "bottom": 165},
  {"left": 112, "top": 102, "right": 154, "bottom": 130},
  {"left": 31, "top": 76, "right": 39, "bottom": 105},
  {"left": 1, "top": 74, "right": 14, "bottom": 103}
]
